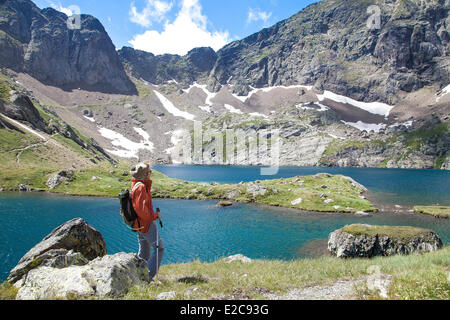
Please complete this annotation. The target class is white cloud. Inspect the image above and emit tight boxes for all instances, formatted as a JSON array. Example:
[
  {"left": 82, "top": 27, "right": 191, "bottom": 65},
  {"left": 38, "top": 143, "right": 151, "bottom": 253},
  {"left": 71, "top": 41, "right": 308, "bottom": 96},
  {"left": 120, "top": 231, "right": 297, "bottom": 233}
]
[
  {"left": 129, "top": 0, "right": 231, "bottom": 55},
  {"left": 247, "top": 8, "right": 272, "bottom": 25},
  {"left": 130, "top": 0, "right": 173, "bottom": 27},
  {"left": 43, "top": 0, "right": 79, "bottom": 16}
]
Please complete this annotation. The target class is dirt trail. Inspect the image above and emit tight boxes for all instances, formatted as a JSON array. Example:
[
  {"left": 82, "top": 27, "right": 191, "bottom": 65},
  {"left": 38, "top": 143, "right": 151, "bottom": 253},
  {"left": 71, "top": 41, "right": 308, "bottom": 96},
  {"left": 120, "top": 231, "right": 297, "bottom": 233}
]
[{"left": 263, "top": 275, "right": 391, "bottom": 300}]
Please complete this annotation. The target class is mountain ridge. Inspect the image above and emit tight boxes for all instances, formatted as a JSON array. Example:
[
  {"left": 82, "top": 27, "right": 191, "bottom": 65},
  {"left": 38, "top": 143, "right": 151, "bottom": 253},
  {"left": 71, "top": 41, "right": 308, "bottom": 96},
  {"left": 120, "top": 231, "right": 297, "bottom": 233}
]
[{"left": 0, "top": 0, "right": 449, "bottom": 171}]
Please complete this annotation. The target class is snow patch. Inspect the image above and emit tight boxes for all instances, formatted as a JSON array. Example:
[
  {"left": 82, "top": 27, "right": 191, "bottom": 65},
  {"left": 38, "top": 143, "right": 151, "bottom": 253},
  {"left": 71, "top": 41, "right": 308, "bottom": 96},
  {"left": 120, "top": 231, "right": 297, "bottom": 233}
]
[
  {"left": 183, "top": 83, "right": 217, "bottom": 106},
  {"left": 198, "top": 105, "right": 212, "bottom": 113},
  {"left": 83, "top": 115, "right": 95, "bottom": 123},
  {"left": 154, "top": 90, "right": 196, "bottom": 121},
  {"left": 164, "top": 129, "right": 186, "bottom": 163},
  {"left": 296, "top": 102, "right": 329, "bottom": 112},
  {"left": 98, "top": 127, "right": 154, "bottom": 159},
  {"left": 437, "top": 84, "right": 450, "bottom": 102},
  {"left": 317, "top": 91, "right": 394, "bottom": 117},
  {"left": 231, "top": 84, "right": 313, "bottom": 103},
  {"left": 328, "top": 133, "right": 346, "bottom": 140},
  {"left": 341, "top": 121, "right": 387, "bottom": 133},
  {"left": 249, "top": 112, "right": 269, "bottom": 119},
  {"left": 224, "top": 104, "right": 243, "bottom": 114},
  {"left": 389, "top": 121, "right": 413, "bottom": 128}
]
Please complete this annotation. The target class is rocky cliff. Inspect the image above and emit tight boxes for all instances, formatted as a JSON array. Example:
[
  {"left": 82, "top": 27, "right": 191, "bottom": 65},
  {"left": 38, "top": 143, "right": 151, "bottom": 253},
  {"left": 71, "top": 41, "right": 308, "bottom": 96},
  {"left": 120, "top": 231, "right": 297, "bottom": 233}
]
[
  {"left": 0, "top": 0, "right": 136, "bottom": 94},
  {"left": 207, "top": 0, "right": 450, "bottom": 105},
  {"left": 119, "top": 46, "right": 217, "bottom": 86}
]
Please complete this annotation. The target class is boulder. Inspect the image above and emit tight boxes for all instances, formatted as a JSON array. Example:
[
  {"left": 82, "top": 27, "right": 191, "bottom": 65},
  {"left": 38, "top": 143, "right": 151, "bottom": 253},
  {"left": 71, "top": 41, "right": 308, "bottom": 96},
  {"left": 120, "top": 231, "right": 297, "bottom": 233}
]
[
  {"left": 217, "top": 200, "right": 233, "bottom": 207},
  {"left": 328, "top": 224, "right": 443, "bottom": 258},
  {"left": 246, "top": 182, "right": 268, "bottom": 198},
  {"left": 224, "top": 254, "right": 252, "bottom": 264},
  {"left": 8, "top": 218, "right": 107, "bottom": 284},
  {"left": 15, "top": 253, "right": 148, "bottom": 300},
  {"left": 45, "top": 170, "right": 74, "bottom": 189}
]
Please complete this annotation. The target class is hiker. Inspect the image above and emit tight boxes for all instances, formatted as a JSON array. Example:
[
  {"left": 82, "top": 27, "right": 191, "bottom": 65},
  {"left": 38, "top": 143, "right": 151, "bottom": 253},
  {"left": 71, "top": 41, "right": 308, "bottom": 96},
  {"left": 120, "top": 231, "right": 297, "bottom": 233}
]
[{"left": 130, "top": 162, "right": 165, "bottom": 281}]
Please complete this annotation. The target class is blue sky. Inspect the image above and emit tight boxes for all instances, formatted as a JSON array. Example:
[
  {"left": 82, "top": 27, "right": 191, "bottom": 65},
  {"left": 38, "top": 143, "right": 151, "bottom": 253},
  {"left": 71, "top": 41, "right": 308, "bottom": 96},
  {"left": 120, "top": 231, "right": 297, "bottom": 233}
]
[{"left": 33, "top": 0, "right": 318, "bottom": 55}]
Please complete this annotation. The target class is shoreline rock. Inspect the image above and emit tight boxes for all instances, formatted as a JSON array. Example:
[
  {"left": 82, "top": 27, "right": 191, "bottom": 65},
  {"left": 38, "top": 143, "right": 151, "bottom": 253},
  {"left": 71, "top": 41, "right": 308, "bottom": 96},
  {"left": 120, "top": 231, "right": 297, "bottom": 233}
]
[
  {"left": 16, "top": 253, "right": 148, "bottom": 300},
  {"left": 328, "top": 224, "right": 443, "bottom": 258},
  {"left": 8, "top": 218, "right": 107, "bottom": 284},
  {"left": 9, "top": 218, "right": 149, "bottom": 300}
]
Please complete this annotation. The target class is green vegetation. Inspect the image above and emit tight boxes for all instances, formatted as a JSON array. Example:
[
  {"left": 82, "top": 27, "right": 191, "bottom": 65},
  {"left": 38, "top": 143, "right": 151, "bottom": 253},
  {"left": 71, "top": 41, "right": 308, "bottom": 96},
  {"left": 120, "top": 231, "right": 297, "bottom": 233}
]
[
  {"left": 321, "top": 139, "right": 368, "bottom": 160},
  {"left": 48, "top": 166, "right": 376, "bottom": 213},
  {"left": 2, "top": 247, "right": 447, "bottom": 300},
  {"left": 123, "top": 247, "right": 449, "bottom": 300},
  {"left": 403, "top": 122, "right": 449, "bottom": 151},
  {"left": 414, "top": 206, "right": 450, "bottom": 219},
  {"left": 131, "top": 77, "right": 154, "bottom": 98},
  {"left": 0, "top": 79, "right": 11, "bottom": 101},
  {"left": 341, "top": 224, "right": 434, "bottom": 240},
  {"left": 0, "top": 282, "right": 18, "bottom": 300}
]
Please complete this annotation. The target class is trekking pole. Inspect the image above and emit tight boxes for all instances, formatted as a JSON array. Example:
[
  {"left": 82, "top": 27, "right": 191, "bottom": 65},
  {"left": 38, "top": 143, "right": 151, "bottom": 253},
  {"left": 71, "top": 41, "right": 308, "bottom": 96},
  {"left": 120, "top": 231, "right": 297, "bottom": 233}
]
[{"left": 156, "top": 208, "right": 162, "bottom": 276}]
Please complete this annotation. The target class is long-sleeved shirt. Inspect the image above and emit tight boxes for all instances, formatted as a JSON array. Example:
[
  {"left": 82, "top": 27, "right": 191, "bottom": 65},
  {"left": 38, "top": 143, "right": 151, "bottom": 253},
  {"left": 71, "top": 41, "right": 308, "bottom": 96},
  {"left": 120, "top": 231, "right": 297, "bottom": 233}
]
[{"left": 131, "top": 178, "right": 158, "bottom": 233}]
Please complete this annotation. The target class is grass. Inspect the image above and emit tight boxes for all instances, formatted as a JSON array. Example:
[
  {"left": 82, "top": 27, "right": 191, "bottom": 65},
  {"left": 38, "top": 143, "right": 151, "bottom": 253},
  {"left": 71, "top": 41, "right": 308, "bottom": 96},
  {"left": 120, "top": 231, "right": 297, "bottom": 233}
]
[
  {"left": 0, "top": 128, "right": 41, "bottom": 152},
  {"left": 49, "top": 166, "right": 375, "bottom": 213},
  {"left": 1, "top": 153, "right": 376, "bottom": 214},
  {"left": 414, "top": 206, "right": 450, "bottom": 219},
  {"left": 4, "top": 247, "right": 446, "bottom": 300},
  {"left": 0, "top": 79, "right": 11, "bottom": 101},
  {"left": 322, "top": 139, "right": 368, "bottom": 157},
  {"left": 341, "top": 224, "right": 435, "bottom": 241},
  {"left": 120, "top": 246, "right": 449, "bottom": 300}
]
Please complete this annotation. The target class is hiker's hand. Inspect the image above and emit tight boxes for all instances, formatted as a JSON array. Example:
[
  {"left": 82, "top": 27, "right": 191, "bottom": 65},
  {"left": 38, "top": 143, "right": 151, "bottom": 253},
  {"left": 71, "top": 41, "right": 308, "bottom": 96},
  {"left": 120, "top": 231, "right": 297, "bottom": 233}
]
[{"left": 155, "top": 210, "right": 161, "bottom": 220}]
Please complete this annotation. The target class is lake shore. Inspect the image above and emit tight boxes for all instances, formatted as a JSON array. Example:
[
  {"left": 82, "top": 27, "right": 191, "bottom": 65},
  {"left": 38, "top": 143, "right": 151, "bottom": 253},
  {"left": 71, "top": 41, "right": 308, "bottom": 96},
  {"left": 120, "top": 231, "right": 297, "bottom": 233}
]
[
  {"left": 1, "top": 167, "right": 377, "bottom": 214},
  {"left": 1, "top": 164, "right": 448, "bottom": 216}
]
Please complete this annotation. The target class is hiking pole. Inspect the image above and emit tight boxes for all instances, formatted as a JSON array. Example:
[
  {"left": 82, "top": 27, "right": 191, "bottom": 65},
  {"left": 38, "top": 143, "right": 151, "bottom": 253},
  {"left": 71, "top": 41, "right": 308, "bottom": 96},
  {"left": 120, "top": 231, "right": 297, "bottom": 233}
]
[
  {"left": 155, "top": 208, "right": 162, "bottom": 277},
  {"left": 156, "top": 208, "right": 163, "bottom": 228}
]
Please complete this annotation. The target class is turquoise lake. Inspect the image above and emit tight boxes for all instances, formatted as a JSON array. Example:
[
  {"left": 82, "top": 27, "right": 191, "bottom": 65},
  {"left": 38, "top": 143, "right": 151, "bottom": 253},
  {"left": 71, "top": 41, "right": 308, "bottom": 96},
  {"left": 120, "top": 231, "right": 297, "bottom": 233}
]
[{"left": 1, "top": 166, "right": 449, "bottom": 281}]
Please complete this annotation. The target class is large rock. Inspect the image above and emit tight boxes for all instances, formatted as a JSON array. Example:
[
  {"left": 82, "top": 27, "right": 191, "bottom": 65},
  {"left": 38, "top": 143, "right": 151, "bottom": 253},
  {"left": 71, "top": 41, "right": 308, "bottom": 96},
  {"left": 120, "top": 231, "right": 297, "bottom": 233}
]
[
  {"left": 8, "top": 218, "right": 107, "bottom": 284},
  {"left": 45, "top": 170, "right": 74, "bottom": 189},
  {"left": 328, "top": 224, "right": 443, "bottom": 258},
  {"left": 15, "top": 253, "right": 148, "bottom": 300}
]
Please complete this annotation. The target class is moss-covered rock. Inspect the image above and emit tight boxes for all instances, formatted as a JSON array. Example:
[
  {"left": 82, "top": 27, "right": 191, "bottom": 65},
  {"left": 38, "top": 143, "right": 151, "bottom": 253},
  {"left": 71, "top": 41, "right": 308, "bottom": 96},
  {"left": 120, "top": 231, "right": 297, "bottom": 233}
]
[
  {"left": 328, "top": 224, "right": 443, "bottom": 258},
  {"left": 414, "top": 206, "right": 450, "bottom": 219}
]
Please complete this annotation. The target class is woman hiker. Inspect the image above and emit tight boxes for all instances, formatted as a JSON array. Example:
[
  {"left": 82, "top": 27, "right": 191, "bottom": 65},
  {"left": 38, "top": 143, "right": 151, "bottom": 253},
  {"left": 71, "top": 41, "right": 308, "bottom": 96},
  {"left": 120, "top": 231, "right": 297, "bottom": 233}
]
[{"left": 130, "top": 162, "right": 165, "bottom": 281}]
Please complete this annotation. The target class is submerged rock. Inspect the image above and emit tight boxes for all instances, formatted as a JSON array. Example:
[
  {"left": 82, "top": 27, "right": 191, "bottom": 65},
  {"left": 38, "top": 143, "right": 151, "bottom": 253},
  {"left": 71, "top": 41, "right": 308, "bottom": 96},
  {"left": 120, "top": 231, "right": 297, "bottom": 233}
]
[
  {"left": 217, "top": 200, "right": 233, "bottom": 207},
  {"left": 328, "top": 224, "right": 443, "bottom": 258}
]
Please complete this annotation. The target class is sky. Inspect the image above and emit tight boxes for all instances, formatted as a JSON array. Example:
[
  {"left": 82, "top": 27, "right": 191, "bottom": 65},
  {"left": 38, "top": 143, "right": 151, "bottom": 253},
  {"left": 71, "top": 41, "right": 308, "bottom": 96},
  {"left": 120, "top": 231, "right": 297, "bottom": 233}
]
[{"left": 33, "top": 0, "right": 318, "bottom": 56}]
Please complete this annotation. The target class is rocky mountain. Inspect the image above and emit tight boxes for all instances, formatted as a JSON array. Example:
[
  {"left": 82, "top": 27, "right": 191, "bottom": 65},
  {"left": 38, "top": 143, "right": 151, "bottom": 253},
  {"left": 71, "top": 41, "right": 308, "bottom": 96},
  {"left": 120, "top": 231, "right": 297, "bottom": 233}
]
[
  {"left": 0, "top": 0, "right": 449, "bottom": 172},
  {"left": 206, "top": 0, "right": 449, "bottom": 105},
  {"left": 119, "top": 46, "right": 217, "bottom": 85},
  {"left": 0, "top": 0, "right": 136, "bottom": 94}
]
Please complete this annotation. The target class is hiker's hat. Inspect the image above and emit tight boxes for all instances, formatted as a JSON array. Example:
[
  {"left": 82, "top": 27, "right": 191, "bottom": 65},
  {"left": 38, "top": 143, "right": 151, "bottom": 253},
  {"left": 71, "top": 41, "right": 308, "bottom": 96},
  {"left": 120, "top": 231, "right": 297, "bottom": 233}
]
[{"left": 130, "top": 162, "right": 150, "bottom": 180}]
